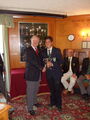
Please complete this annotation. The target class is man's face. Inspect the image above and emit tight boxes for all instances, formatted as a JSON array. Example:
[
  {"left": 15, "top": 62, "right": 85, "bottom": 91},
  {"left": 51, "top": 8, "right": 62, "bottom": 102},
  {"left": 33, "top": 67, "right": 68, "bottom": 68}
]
[
  {"left": 67, "top": 49, "right": 74, "bottom": 57},
  {"left": 45, "top": 39, "right": 53, "bottom": 48},
  {"left": 31, "top": 36, "right": 39, "bottom": 47}
]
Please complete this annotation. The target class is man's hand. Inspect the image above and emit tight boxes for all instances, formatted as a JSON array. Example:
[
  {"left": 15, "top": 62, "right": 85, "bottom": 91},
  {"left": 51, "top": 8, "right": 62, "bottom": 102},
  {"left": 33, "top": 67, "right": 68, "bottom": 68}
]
[
  {"left": 85, "top": 74, "right": 90, "bottom": 79},
  {"left": 42, "top": 67, "right": 46, "bottom": 72},
  {"left": 72, "top": 74, "right": 77, "bottom": 78},
  {"left": 46, "top": 61, "right": 53, "bottom": 68}
]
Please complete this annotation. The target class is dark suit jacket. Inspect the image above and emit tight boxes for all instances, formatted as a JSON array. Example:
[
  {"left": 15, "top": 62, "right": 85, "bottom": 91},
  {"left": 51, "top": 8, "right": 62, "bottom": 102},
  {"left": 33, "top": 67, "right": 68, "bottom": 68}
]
[
  {"left": 42, "top": 47, "right": 63, "bottom": 78},
  {"left": 63, "top": 57, "right": 79, "bottom": 76},
  {"left": 0, "top": 54, "right": 3, "bottom": 75},
  {"left": 25, "top": 46, "right": 42, "bottom": 81},
  {"left": 81, "top": 58, "right": 90, "bottom": 75}
]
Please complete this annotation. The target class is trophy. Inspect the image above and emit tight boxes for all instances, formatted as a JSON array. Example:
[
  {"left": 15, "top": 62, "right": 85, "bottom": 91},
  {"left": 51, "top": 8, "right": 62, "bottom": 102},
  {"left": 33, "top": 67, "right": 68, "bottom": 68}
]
[{"left": 43, "top": 55, "right": 53, "bottom": 69}]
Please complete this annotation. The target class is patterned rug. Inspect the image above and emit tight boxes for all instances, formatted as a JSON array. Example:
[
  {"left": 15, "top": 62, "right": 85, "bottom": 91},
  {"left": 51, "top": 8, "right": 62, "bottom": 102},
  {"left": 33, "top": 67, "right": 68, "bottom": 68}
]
[{"left": 9, "top": 93, "right": 90, "bottom": 120}]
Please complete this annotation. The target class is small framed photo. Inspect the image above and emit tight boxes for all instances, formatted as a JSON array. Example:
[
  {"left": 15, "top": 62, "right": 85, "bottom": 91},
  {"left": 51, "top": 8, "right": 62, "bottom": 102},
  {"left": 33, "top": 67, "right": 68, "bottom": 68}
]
[
  {"left": 87, "top": 41, "right": 90, "bottom": 48},
  {"left": 82, "top": 41, "right": 90, "bottom": 48}
]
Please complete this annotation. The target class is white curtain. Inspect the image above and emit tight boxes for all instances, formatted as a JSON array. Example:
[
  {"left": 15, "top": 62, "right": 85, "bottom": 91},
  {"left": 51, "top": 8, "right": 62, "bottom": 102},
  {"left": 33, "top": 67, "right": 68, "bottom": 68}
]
[{"left": 0, "top": 14, "right": 14, "bottom": 93}]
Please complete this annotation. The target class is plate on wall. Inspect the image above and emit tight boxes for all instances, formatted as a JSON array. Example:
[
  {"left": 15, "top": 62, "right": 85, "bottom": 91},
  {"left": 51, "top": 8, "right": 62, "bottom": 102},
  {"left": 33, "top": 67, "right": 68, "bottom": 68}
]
[{"left": 67, "top": 34, "right": 75, "bottom": 41}]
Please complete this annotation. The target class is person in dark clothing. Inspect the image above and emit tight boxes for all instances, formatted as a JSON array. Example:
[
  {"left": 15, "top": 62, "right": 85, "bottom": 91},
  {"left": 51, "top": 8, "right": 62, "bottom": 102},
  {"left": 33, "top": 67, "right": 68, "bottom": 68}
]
[
  {"left": 0, "top": 54, "right": 5, "bottom": 95},
  {"left": 42, "top": 36, "right": 63, "bottom": 112},
  {"left": 77, "top": 51, "right": 90, "bottom": 100},
  {"left": 0, "top": 54, "right": 3, "bottom": 75},
  {"left": 25, "top": 35, "right": 44, "bottom": 115}
]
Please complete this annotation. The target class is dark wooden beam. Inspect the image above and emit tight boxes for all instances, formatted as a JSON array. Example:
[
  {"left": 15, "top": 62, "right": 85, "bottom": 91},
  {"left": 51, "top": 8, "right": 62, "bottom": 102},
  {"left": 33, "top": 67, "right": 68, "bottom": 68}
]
[{"left": 0, "top": 9, "right": 67, "bottom": 18}]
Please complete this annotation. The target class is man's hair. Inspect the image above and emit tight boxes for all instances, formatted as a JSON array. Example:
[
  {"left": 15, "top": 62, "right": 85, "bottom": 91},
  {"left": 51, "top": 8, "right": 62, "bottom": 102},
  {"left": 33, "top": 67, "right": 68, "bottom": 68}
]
[
  {"left": 30, "top": 35, "right": 40, "bottom": 40},
  {"left": 45, "top": 36, "right": 53, "bottom": 42},
  {"left": 67, "top": 49, "right": 74, "bottom": 52}
]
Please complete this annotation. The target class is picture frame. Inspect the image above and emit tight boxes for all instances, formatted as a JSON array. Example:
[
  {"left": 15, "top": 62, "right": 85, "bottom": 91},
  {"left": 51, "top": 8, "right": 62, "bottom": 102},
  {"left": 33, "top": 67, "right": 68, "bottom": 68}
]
[
  {"left": 19, "top": 22, "right": 48, "bottom": 62},
  {"left": 82, "top": 41, "right": 90, "bottom": 49}
]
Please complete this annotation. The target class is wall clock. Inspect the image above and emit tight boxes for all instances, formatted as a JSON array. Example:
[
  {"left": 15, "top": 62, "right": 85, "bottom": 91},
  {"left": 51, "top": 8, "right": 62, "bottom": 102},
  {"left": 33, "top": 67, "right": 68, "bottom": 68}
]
[{"left": 67, "top": 34, "right": 75, "bottom": 41}]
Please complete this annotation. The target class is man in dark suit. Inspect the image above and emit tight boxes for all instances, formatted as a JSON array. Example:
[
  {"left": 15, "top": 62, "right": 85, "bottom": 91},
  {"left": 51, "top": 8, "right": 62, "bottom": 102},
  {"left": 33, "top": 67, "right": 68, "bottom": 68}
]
[
  {"left": 77, "top": 51, "right": 90, "bottom": 100},
  {"left": 25, "top": 35, "right": 43, "bottom": 115},
  {"left": 0, "top": 54, "right": 5, "bottom": 95},
  {"left": 0, "top": 54, "right": 3, "bottom": 76},
  {"left": 42, "top": 36, "right": 63, "bottom": 111},
  {"left": 61, "top": 49, "right": 79, "bottom": 94}
]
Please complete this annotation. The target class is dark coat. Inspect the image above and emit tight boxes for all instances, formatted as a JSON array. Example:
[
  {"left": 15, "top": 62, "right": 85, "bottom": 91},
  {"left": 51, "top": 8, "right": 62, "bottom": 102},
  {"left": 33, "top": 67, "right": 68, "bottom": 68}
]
[
  {"left": 0, "top": 54, "right": 3, "bottom": 75},
  {"left": 42, "top": 47, "right": 63, "bottom": 78},
  {"left": 0, "top": 54, "right": 5, "bottom": 95},
  {"left": 81, "top": 58, "right": 90, "bottom": 75},
  {"left": 25, "top": 46, "right": 42, "bottom": 81},
  {"left": 63, "top": 57, "right": 79, "bottom": 76}
]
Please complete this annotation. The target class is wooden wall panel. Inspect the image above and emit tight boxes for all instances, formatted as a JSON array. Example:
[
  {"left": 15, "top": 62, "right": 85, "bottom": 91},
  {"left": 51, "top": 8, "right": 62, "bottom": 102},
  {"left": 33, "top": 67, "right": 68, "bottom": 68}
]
[
  {"left": 9, "top": 15, "right": 90, "bottom": 69},
  {"left": 55, "top": 20, "right": 71, "bottom": 51},
  {"left": 56, "top": 15, "right": 90, "bottom": 51},
  {"left": 9, "top": 16, "right": 56, "bottom": 69}
]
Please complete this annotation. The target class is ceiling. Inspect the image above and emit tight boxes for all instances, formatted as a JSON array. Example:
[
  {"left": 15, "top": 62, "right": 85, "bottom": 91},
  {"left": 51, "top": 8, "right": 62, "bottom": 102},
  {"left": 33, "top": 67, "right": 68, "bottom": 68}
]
[{"left": 0, "top": 0, "right": 90, "bottom": 16}]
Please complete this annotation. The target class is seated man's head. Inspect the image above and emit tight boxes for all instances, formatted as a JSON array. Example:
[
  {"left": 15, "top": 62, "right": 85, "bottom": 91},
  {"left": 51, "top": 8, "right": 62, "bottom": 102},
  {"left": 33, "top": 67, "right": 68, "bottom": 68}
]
[{"left": 67, "top": 49, "right": 74, "bottom": 57}]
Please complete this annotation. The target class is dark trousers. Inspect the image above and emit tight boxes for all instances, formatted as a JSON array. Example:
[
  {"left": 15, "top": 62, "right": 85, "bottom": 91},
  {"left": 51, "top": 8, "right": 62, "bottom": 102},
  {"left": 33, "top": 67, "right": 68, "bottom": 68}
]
[
  {"left": 46, "top": 72, "right": 62, "bottom": 108},
  {"left": 0, "top": 74, "right": 5, "bottom": 96}
]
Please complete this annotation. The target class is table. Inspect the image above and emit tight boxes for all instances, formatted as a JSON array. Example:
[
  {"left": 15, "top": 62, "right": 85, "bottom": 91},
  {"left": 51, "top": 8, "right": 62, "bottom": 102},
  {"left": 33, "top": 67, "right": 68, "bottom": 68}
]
[
  {"left": 0, "top": 103, "right": 11, "bottom": 120},
  {"left": 10, "top": 68, "right": 49, "bottom": 98}
]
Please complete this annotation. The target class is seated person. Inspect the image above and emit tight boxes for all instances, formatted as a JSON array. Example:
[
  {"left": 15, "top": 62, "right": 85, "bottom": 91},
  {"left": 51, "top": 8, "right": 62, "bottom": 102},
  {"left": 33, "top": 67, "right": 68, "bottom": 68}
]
[
  {"left": 0, "top": 54, "right": 15, "bottom": 115},
  {"left": 61, "top": 49, "right": 79, "bottom": 94},
  {"left": 77, "top": 51, "right": 90, "bottom": 100},
  {"left": 0, "top": 54, "right": 5, "bottom": 96},
  {"left": 0, "top": 53, "right": 3, "bottom": 76},
  {"left": 0, "top": 93, "right": 7, "bottom": 103}
]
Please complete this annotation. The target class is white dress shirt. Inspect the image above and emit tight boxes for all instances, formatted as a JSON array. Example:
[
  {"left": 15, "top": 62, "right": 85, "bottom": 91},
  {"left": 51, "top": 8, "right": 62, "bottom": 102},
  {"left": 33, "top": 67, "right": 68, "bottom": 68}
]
[
  {"left": 47, "top": 47, "right": 52, "bottom": 56},
  {"left": 31, "top": 45, "right": 37, "bottom": 51}
]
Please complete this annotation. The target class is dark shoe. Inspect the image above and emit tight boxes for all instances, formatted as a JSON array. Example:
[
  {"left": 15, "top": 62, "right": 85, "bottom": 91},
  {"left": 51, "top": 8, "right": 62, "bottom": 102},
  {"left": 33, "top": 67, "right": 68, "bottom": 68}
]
[
  {"left": 70, "top": 89, "right": 74, "bottom": 94},
  {"left": 29, "top": 110, "right": 35, "bottom": 115},
  {"left": 34, "top": 103, "right": 42, "bottom": 107},
  {"left": 57, "top": 107, "right": 62, "bottom": 112},
  {"left": 88, "top": 95, "right": 90, "bottom": 99},
  {"left": 82, "top": 94, "right": 88, "bottom": 100},
  {"left": 63, "top": 89, "right": 68, "bottom": 95},
  {"left": 48, "top": 104, "right": 55, "bottom": 107}
]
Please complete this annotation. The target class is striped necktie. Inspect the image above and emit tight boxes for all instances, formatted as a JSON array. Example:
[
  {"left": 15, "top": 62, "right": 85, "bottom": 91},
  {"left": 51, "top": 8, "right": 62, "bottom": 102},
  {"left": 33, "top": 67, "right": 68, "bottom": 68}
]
[{"left": 35, "top": 48, "right": 38, "bottom": 55}]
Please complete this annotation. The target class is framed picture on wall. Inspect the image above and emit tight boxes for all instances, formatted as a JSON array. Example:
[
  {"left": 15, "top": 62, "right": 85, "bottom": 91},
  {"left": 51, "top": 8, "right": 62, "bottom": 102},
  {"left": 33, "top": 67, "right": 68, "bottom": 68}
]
[
  {"left": 19, "top": 22, "right": 48, "bottom": 61},
  {"left": 82, "top": 41, "right": 90, "bottom": 49},
  {"left": 87, "top": 41, "right": 90, "bottom": 48}
]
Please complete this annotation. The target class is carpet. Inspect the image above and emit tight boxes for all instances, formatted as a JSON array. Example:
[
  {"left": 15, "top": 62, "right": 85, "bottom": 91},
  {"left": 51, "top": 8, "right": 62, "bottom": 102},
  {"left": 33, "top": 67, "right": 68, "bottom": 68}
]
[{"left": 9, "top": 93, "right": 90, "bottom": 120}]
